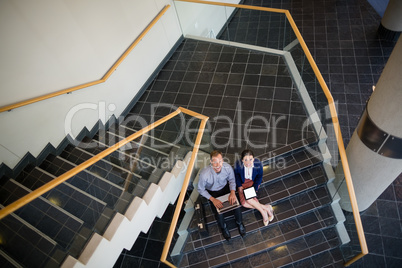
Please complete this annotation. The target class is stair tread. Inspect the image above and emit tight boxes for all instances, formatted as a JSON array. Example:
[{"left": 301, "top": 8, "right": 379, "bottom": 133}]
[
  {"left": 174, "top": 138, "right": 340, "bottom": 268},
  {"left": 0, "top": 180, "right": 85, "bottom": 253},
  {"left": 39, "top": 154, "right": 136, "bottom": 211},
  {"left": 180, "top": 223, "right": 341, "bottom": 268},
  {"left": 187, "top": 184, "right": 333, "bottom": 251},
  {"left": 259, "top": 164, "right": 327, "bottom": 205},
  {"left": 12, "top": 164, "right": 54, "bottom": 191},
  {"left": 0, "top": 213, "right": 65, "bottom": 268},
  {"left": 59, "top": 145, "right": 153, "bottom": 196},
  {"left": 256, "top": 137, "right": 318, "bottom": 164},
  {"left": 105, "top": 129, "right": 173, "bottom": 155},
  {"left": 262, "top": 144, "right": 323, "bottom": 184},
  {"left": 117, "top": 123, "right": 181, "bottom": 148},
  {"left": 200, "top": 163, "right": 328, "bottom": 227},
  {"left": 76, "top": 139, "right": 160, "bottom": 180},
  {"left": 46, "top": 155, "right": 127, "bottom": 191},
  {"left": 92, "top": 129, "right": 175, "bottom": 163}
]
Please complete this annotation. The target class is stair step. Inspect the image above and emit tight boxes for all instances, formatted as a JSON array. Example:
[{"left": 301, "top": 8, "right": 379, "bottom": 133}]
[
  {"left": 82, "top": 140, "right": 157, "bottom": 176},
  {"left": 257, "top": 138, "right": 319, "bottom": 164},
  {"left": 0, "top": 249, "right": 23, "bottom": 268},
  {"left": 60, "top": 144, "right": 95, "bottom": 165},
  {"left": 188, "top": 184, "right": 333, "bottom": 251},
  {"left": 259, "top": 164, "right": 328, "bottom": 205},
  {"left": 39, "top": 157, "right": 134, "bottom": 214},
  {"left": 93, "top": 129, "right": 176, "bottom": 165},
  {"left": 180, "top": 211, "right": 339, "bottom": 268},
  {"left": 19, "top": 172, "right": 108, "bottom": 232},
  {"left": 0, "top": 170, "right": 105, "bottom": 263},
  {"left": 106, "top": 122, "right": 184, "bottom": 156},
  {"left": 106, "top": 130, "right": 171, "bottom": 156},
  {"left": 38, "top": 164, "right": 130, "bottom": 215},
  {"left": 285, "top": 246, "right": 344, "bottom": 268},
  {"left": 0, "top": 206, "right": 64, "bottom": 268},
  {"left": 222, "top": 226, "right": 342, "bottom": 268},
  {"left": 3, "top": 166, "right": 108, "bottom": 216},
  {"left": 174, "top": 136, "right": 340, "bottom": 268},
  {"left": 200, "top": 163, "right": 328, "bottom": 227},
  {"left": 0, "top": 180, "right": 85, "bottom": 252},
  {"left": 74, "top": 142, "right": 177, "bottom": 194},
  {"left": 76, "top": 139, "right": 159, "bottom": 181},
  {"left": 92, "top": 132, "right": 167, "bottom": 160},
  {"left": 13, "top": 164, "right": 56, "bottom": 190},
  {"left": 262, "top": 144, "right": 323, "bottom": 184},
  {"left": 58, "top": 146, "right": 154, "bottom": 202},
  {"left": 77, "top": 134, "right": 187, "bottom": 184},
  {"left": 43, "top": 155, "right": 126, "bottom": 192},
  {"left": 119, "top": 124, "right": 181, "bottom": 149},
  {"left": 119, "top": 116, "right": 197, "bottom": 151}
]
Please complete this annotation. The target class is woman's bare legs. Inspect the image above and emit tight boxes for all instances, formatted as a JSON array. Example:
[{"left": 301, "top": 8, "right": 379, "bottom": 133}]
[
  {"left": 242, "top": 198, "right": 269, "bottom": 225},
  {"left": 238, "top": 187, "right": 270, "bottom": 225}
]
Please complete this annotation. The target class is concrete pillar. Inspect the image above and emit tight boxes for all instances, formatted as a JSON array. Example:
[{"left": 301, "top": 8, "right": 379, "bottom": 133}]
[
  {"left": 335, "top": 37, "right": 402, "bottom": 212},
  {"left": 378, "top": 0, "right": 402, "bottom": 41}
]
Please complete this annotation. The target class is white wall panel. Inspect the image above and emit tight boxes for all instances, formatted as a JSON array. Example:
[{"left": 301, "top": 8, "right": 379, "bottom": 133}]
[{"left": 0, "top": 0, "right": 182, "bottom": 168}]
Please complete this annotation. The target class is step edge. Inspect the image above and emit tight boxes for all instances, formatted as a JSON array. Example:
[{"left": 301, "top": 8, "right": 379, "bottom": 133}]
[
  {"left": 194, "top": 194, "right": 334, "bottom": 250},
  {"left": 205, "top": 225, "right": 341, "bottom": 268}
]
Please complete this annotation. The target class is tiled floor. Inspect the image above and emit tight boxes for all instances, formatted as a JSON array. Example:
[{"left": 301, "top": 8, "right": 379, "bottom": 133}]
[
  {"left": 130, "top": 43, "right": 317, "bottom": 159},
  {"left": 114, "top": 0, "right": 401, "bottom": 267}
]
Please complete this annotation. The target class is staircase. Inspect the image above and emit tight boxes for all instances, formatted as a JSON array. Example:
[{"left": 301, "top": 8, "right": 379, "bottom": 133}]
[
  {"left": 0, "top": 120, "right": 193, "bottom": 268},
  {"left": 174, "top": 139, "right": 349, "bottom": 267}
]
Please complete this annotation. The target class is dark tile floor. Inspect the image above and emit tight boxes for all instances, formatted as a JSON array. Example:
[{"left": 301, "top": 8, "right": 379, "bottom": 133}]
[
  {"left": 114, "top": 0, "right": 401, "bottom": 267},
  {"left": 129, "top": 42, "right": 317, "bottom": 159}
]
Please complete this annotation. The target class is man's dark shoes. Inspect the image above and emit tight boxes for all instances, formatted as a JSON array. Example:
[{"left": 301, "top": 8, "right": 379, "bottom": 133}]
[
  {"left": 221, "top": 225, "right": 231, "bottom": 240},
  {"left": 237, "top": 222, "right": 246, "bottom": 237}
]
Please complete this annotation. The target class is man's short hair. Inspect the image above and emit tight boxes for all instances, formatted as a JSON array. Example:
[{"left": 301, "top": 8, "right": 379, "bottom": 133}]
[{"left": 210, "top": 150, "right": 222, "bottom": 159}]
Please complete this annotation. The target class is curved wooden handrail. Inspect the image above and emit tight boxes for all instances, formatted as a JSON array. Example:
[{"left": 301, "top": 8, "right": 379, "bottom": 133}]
[
  {"left": 0, "top": 5, "right": 170, "bottom": 113},
  {"left": 160, "top": 1, "right": 368, "bottom": 267},
  {"left": 0, "top": 107, "right": 182, "bottom": 220},
  {"left": 284, "top": 9, "right": 368, "bottom": 258}
]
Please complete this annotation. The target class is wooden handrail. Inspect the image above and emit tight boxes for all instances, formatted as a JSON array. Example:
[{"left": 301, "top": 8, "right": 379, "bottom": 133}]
[
  {"left": 167, "top": 1, "right": 368, "bottom": 266},
  {"left": 0, "top": 5, "right": 170, "bottom": 113},
  {"left": 284, "top": 10, "right": 368, "bottom": 258},
  {"left": 160, "top": 110, "right": 209, "bottom": 268},
  {"left": 0, "top": 108, "right": 181, "bottom": 220}
]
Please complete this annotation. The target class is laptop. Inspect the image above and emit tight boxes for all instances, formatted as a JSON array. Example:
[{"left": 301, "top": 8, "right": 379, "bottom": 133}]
[{"left": 216, "top": 193, "right": 239, "bottom": 213}]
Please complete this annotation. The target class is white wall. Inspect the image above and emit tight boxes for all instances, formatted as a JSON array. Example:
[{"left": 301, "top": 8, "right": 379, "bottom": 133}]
[{"left": 0, "top": 0, "right": 182, "bottom": 168}]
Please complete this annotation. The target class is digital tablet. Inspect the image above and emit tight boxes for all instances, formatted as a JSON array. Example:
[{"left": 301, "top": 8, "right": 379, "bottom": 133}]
[{"left": 243, "top": 187, "right": 257, "bottom": 200}]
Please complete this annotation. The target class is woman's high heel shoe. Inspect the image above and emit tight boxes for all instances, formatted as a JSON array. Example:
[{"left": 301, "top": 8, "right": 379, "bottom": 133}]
[{"left": 265, "top": 204, "right": 274, "bottom": 222}]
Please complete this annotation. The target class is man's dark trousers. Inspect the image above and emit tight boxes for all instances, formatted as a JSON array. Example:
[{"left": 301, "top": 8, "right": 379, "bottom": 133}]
[{"left": 207, "top": 184, "right": 242, "bottom": 229}]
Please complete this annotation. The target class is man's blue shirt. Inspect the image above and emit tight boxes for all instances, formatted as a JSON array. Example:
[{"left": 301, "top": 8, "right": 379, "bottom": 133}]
[{"left": 197, "top": 162, "right": 236, "bottom": 200}]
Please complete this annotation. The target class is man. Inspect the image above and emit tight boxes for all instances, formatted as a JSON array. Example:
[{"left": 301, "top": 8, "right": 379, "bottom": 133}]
[{"left": 197, "top": 150, "right": 246, "bottom": 240}]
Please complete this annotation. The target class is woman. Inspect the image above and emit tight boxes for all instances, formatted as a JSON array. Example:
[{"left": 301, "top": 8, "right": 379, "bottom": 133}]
[{"left": 234, "top": 149, "right": 274, "bottom": 226}]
